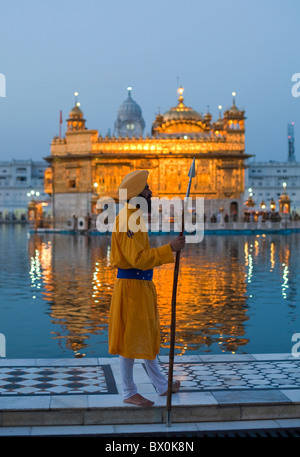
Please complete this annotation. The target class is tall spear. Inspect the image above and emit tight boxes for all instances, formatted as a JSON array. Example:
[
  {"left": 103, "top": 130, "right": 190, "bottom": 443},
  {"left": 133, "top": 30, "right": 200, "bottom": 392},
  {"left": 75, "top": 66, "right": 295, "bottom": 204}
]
[{"left": 166, "top": 157, "right": 196, "bottom": 427}]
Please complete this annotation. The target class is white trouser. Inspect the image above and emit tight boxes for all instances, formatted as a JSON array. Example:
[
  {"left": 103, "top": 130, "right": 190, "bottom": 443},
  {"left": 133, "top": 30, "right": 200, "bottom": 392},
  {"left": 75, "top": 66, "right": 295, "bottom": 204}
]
[{"left": 119, "top": 356, "right": 168, "bottom": 399}]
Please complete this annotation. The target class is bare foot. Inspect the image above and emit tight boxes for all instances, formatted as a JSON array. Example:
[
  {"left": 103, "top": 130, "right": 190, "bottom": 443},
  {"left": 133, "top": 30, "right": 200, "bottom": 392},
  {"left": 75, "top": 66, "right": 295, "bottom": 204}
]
[
  {"left": 124, "top": 393, "right": 154, "bottom": 407},
  {"left": 160, "top": 380, "right": 180, "bottom": 396}
]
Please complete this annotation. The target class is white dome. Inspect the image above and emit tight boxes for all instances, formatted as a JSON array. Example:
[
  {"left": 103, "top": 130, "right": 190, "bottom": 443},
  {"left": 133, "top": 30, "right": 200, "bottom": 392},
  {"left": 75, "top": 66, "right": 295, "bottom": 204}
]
[{"left": 114, "top": 88, "right": 145, "bottom": 137}]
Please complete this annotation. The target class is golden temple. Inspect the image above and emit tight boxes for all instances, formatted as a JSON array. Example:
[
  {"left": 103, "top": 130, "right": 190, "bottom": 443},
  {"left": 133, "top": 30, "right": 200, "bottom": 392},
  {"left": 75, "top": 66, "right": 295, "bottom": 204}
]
[{"left": 45, "top": 87, "right": 251, "bottom": 227}]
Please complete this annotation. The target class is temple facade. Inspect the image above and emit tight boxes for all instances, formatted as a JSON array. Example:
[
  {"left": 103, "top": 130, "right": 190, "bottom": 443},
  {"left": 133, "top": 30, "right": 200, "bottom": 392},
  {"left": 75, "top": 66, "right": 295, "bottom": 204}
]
[{"left": 45, "top": 87, "right": 251, "bottom": 228}]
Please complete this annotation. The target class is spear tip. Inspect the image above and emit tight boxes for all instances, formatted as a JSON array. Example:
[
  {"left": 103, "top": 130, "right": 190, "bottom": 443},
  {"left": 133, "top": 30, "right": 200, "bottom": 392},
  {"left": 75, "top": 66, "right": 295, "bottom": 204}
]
[{"left": 188, "top": 157, "right": 196, "bottom": 178}]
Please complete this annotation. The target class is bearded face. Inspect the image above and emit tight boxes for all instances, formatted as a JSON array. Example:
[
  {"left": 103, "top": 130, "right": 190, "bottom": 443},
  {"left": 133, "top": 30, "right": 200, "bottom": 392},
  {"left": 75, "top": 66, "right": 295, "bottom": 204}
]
[{"left": 139, "top": 183, "right": 152, "bottom": 214}]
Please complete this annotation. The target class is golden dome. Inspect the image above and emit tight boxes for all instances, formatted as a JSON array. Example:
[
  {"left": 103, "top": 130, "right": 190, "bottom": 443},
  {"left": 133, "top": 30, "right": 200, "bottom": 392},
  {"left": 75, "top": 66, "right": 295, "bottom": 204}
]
[
  {"left": 213, "top": 117, "right": 224, "bottom": 131},
  {"left": 162, "top": 87, "right": 203, "bottom": 123},
  {"left": 204, "top": 111, "right": 212, "bottom": 125},
  {"left": 152, "top": 87, "right": 207, "bottom": 137}
]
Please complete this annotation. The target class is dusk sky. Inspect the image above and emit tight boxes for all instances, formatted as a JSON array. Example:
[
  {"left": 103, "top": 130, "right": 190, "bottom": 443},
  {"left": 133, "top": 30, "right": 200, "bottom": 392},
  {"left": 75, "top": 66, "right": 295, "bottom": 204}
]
[{"left": 0, "top": 0, "right": 299, "bottom": 163}]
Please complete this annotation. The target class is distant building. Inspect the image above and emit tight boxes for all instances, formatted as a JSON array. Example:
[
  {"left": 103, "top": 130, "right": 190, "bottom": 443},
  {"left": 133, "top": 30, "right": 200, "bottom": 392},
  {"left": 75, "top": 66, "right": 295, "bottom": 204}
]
[
  {"left": 245, "top": 160, "right": 300, "bottom": 214},
  {"left": 0, "top": 159, "right": 49, "bottom": 220}
]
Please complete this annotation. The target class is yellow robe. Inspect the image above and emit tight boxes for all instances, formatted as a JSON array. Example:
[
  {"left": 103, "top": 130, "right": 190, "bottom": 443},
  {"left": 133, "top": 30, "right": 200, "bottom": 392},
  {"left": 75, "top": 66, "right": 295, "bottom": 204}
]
[{"left": 108, "top": 204, "right": 174, "bottom": 359}]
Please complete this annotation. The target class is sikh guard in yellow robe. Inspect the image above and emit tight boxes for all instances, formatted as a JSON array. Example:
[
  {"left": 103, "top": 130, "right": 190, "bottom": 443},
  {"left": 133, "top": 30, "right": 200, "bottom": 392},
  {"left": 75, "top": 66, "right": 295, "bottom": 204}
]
[{"left": 108, "top": 170, "right": 185, "bottom": 406}]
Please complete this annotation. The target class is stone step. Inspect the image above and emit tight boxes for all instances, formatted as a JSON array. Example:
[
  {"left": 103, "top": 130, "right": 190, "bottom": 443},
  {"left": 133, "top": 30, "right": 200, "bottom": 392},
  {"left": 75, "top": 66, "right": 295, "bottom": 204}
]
[{"left": 1, "top": 397, "right": 300, "bottom": 428}]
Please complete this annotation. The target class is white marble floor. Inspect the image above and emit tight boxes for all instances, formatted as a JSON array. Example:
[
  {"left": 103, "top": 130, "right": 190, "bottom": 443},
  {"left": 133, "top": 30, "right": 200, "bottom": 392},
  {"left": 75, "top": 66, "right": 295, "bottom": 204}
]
[
  {"left": 0, "top": 354, "right": 300, "bottom": 418},
  {"left": 0, "top": 354, "right": 300, "bottom": 400}
]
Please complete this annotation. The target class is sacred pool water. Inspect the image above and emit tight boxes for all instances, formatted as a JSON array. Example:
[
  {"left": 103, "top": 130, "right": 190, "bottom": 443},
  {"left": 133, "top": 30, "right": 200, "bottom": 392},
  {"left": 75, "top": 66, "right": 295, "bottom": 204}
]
[{"left": 0, "top": 224, "right": 299, "bottom": 358}]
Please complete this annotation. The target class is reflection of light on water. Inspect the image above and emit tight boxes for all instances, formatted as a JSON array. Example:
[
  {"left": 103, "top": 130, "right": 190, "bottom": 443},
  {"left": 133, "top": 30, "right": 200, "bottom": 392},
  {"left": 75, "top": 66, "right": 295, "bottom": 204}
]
[
  {"left": 25, "top": 233, "right": 116, "bottom": 357},
  {"left": 244, "top": 242, "right": 248, "bottom": 264},
  {"left": 107, "top": 245, "right": 111, "bottom": 265},
  {"left": 28, "top": 232, "right": 300, "bottom": 357},
  {"left": 281, "top": 263, "right": 289, "bottom": 299},
  {"left": 40, "top": 241, "right": 52, "bottom": 269},
  {"left": 244, "top": 242, "right": 253, "bottom": 284},
  {"left": 270, "top": 242, "right": 275, "bottom": 271},
  {"left": 247, "top": 254, "right": 253, "bottom": 283},
  {"left": 29, "top": 241, "right": 52, "bottom": 300},
  {"left": 29, "top": 249, "right": 42, "bottom": 299},
  {"left": 254, "top": 237, "right": 259, "bottom": 256},
  {"left": 92, "top": 247, "right": 112, "bottom": 302},
  {"left": 92, "top": 261, "right": 101, "bottom": 299}
]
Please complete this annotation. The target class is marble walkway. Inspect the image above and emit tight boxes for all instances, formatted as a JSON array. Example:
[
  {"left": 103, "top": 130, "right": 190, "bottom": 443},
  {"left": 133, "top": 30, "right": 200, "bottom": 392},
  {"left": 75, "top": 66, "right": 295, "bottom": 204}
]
[{"left": 0, "top": 353, "right": 300, "bottom": 435}]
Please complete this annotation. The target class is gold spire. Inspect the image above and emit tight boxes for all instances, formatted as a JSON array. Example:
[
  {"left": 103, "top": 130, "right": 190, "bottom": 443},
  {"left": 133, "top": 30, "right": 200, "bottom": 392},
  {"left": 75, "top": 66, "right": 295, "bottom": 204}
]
[
  {"left": 232, "top": 91, "right": 236, "bottom": 106},
  {"left": 177, "top": 86, "right": 184, "bottom": 104}
]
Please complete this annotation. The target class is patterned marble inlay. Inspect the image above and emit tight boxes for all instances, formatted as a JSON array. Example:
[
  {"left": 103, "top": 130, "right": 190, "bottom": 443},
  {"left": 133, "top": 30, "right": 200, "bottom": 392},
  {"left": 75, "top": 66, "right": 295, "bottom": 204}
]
[
  {"left": 158, "top": 359, "right": 300, "bottom": 391},
  {"left": 0, "top": 365, "right": 117, "bottom": 396}
]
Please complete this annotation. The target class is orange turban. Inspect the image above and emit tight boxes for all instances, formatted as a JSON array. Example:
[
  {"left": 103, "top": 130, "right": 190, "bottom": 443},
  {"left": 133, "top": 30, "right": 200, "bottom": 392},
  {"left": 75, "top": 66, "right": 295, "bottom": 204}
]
[{"left": 118, "top": 170, "right": 149, "bottom": 200}]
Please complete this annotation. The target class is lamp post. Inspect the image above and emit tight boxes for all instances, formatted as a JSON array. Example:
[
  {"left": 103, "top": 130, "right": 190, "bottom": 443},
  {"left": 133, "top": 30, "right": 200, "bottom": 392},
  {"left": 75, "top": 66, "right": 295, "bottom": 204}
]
[
  {"left": 260, "top": 200, "right": 266, "bottom": 222},
  {"left": 244, "top": 188, "right": 255, "bottom": 207},
  {"left": 279, "top": 183, "right": 290, "bottom": 226},
  {"left": 244, "top": 188, "right": 255, "bottom": 209},
  {"left": 270, "top": 199, "right": 276, "bottom": 212},
  {"left": 269, "top": 198, "right": 276, "bottom": 223},
  {"left": 244, "top": 191, "right": 255, "bottom": 222},
  {"left": 27, "top": 190, "right": 41, "bottom": 229},
  {"left": 27, "top": 190, "right": 40, "bottom": 200}
]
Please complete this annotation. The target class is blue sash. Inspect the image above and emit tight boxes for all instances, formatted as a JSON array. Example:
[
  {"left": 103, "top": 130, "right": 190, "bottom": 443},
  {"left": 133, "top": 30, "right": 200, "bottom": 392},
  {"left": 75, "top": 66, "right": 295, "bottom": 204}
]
[{"left": 117, "top": 268, "right": 153, "bottom": 281}]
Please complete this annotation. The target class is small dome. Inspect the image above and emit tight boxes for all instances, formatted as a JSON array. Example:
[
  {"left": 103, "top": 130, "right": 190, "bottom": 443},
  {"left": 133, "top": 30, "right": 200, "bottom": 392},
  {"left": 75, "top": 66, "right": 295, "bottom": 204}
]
[
  {"left": 227, "top": 104, "right": 240, "bottom": 115},
  {"left": 117, "top": 94, "right": 142, "bottom": 119},
  {"left": 213, "top": 117, "right": 224, "bottom": 131},
  {"left": 153, "top": 112, "right": 164, "bottom": 127},
  {"left": 279, "top": 192, "right": 290, "bottom": 202},
  {"left": 115, "top": 87, "right": 145, "bottom": 138},
  {"left": 116, "top": 88, "right": 143, "bottom": 121},
  {"left": 67, "top": 96, "right": 86, "bottom": 132},
  {"left": 224, "top": 93, "right": 245, "bottom": 119},
  {"left": 204, "top": 111, "right": 212, "bottom": 125},
  {"left": 69, "top": 104, "right": 84, "bottom": 119}
]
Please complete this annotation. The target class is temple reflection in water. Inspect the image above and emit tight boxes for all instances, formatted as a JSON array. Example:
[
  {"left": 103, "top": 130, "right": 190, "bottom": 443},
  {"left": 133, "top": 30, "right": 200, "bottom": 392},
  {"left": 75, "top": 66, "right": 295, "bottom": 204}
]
[{"left": 27, "top": 232, "right": 298, "bottom": 357}]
